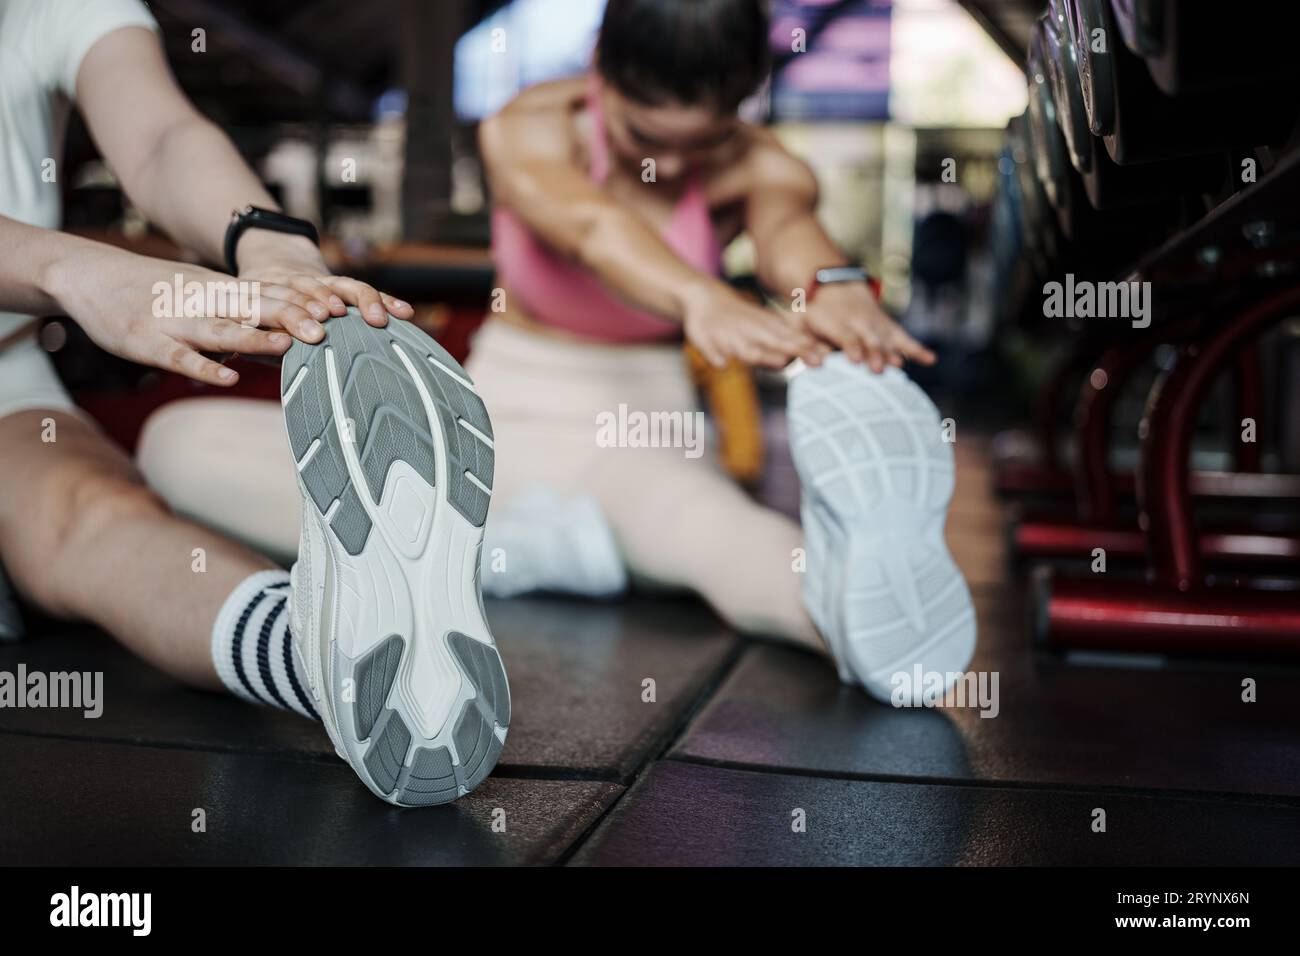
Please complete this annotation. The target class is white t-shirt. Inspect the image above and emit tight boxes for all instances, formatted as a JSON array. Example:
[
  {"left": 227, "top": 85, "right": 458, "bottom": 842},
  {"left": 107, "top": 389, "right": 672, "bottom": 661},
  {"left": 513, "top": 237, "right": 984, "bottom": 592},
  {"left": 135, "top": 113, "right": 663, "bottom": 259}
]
[{"left": 0, "top": 0, "right": 157, "bottom": 337}]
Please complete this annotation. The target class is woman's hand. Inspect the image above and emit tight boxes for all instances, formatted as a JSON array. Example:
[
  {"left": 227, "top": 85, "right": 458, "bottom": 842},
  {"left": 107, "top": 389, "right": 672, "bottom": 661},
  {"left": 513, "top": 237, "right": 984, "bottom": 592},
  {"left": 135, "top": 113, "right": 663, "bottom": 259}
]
[
  {"left": 683, "top": 281, "right": 828, "bottom": 370},
  {"left": 51, "top": 243, "right": 419, "bottom": 387},
  {"left": 47, "top": 245, "right": 303, "bottom": 386},
  {"left": 799, "top": 282, "right": 935, "bottom": 372},
  {"left": 233, "top": 230, "right": 414, "bottom": 343}
]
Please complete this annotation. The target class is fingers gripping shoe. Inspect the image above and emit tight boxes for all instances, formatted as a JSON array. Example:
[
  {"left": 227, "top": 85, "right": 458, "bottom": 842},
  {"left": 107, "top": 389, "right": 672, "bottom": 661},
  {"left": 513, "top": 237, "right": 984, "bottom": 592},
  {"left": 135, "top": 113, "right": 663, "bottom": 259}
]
[
  {"left": 789, "top": 355, "right": 976, "bottom": 704},
  {"left": 280, "top": 309, "right": 510, "bottom": 806}
]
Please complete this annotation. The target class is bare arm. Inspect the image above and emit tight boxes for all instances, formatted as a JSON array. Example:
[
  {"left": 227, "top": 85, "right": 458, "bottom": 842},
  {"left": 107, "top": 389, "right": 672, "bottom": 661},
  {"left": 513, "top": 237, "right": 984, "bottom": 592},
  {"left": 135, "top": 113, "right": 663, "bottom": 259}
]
[
  {"left": 480, "top": 93, "right": 726, "bottom": 320},
  {"left": 745, "top": 142, "right": 935, "bottom": 371},
  {"left": 0, "top": 214, "right": 80, "bottom": 318},
  {"left": 75, "top": 27, "right": 303, "bottom": 269},
  {"left": 73, "top": 26, "right": 413, "bottom": 339},
  {"left": 0, "top": 213, "right": 290, "bottom": 385},
  {"left": 479, "top": 90, "right": 819, "bottom": 368}
]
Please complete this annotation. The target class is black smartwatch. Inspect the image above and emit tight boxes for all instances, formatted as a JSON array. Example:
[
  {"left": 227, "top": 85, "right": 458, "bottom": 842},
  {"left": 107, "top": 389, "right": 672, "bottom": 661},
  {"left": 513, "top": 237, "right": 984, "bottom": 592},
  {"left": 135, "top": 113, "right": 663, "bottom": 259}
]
[{"left": 223, "top": 205, "right": 319, "bottom": 275}]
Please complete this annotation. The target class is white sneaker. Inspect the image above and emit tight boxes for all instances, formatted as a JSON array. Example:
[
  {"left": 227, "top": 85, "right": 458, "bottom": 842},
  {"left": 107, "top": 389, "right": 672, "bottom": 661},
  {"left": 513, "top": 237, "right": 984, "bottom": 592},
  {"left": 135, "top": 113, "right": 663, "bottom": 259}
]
[
  {"left": 481, "top": 485, "right": 627, "bottom": 599},
  {"left": 789, "top": 354, "right": 976, "bottom": 704},
  {"left": 280, "top": 309, "right": 509, "bottom": 806}
]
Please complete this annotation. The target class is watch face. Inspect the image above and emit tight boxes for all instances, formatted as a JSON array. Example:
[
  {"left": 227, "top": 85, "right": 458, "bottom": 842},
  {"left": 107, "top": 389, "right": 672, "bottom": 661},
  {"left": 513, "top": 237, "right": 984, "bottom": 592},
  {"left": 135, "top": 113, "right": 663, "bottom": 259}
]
[{"left": 818, "top": 268, "right": 867, "bottom": 284}]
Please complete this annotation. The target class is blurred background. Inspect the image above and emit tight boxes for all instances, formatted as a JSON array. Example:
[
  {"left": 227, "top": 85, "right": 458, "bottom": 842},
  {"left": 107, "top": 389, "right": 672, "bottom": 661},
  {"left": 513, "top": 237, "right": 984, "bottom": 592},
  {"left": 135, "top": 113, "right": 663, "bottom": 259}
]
[
  {"left": 52, "top": 0, "right": 1058, "bottom": 532},
  {"left": 56, "top": 0, "right": 1030, "bottom": 418},
  {"left": 49, "top": 0, "right": 1300, "bottom": 624}
]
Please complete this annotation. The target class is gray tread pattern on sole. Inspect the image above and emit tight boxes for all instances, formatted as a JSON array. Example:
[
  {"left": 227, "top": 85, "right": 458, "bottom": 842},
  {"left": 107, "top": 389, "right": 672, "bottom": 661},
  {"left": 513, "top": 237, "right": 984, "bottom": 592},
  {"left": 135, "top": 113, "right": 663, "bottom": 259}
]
[
  {"left": 330, "top": 484, "right": 371, "bottom": 555},
  {"left": 452, "top": 699, "right": 501, "bottom": 793},
  {"left": 448, "top": 631, "right": 511, "bottom": 727},
  {"left": 385, "top": 319, "right": 494, "bottom": 527},
  {"left": 399, "top": 746, "right": 460, "bottom": 806},
  {"left": 353, "top": 634, "right": 405, "bottom": 740},
  {"left": 281, "top": 310, "right": 495, "bottom": 555},
  {"left": 363, "top": 709, "right": 411, "bottom": 795},
  {"left": 282, "top": 320, "right": 373, "bottom": 555}
]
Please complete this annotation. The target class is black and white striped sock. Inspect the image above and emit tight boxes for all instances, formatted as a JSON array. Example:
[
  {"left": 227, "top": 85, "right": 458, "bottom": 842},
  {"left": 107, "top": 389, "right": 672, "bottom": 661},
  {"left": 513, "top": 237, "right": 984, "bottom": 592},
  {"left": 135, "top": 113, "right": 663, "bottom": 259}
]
[{"left": 210, "top": 569, "right": 318, "bottom": 720}]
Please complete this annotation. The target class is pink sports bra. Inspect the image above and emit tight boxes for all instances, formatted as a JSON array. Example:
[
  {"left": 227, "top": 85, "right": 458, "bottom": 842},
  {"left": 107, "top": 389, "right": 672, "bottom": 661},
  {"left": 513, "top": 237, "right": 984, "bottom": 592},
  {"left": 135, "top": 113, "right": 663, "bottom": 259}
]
[{"left": 489, "top": 75, "right": 723, "bottom": 343}]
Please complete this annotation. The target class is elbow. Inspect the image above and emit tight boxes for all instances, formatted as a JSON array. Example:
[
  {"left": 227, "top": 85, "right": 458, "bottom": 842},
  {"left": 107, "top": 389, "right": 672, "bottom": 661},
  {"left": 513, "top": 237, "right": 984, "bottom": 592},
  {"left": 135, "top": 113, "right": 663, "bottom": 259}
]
[
  {"left": 117, "top": 114, "right": 215, "bottom": 209},
  {"left": 574, "top": 203, "right": 631, "bottom": 272}
]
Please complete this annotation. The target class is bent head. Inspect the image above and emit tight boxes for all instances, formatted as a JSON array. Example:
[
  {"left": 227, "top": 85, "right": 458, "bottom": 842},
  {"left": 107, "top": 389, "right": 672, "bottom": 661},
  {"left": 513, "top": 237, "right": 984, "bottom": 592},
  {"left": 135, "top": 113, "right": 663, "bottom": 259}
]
[{"left": 595, "top": 0, "right": 770, "bottom": 182}]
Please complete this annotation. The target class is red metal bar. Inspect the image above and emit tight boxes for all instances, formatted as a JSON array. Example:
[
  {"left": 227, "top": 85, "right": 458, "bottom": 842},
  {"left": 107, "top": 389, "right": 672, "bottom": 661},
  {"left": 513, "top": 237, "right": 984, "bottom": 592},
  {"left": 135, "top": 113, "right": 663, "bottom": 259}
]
[
  {"left": 1037, "top": 573, "right": 1300, "bottom": 661},
  {"left": 1138, "top": 286, "right": 1300, "bottom": 591},
  {"left": 1072, "top": 318, "right": 1200, "bottom": 523},
  {"left": 1036, "top": 340, "right": 1110, "bottom": 474},
  {"left": 1014, "top": 517, "right": 1300, "bottom": 565},
  {"left": 1232, "top": 345, "right": 1263, "bottom": 473},
  {"left": 994, "top": 461, "right": 1076, "bottom": 497}
]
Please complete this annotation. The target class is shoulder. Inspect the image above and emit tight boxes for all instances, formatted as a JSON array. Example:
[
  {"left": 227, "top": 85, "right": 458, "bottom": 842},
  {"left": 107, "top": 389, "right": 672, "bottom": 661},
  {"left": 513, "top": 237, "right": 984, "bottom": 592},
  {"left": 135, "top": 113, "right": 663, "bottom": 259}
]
[
  {"left": 32, "top": 0, "right": 159, "bottom": 98},
  {"left": 479, "top": 78, "right": 586, "bottom": 164},
  {"left": 708, "top": 124, "right": 818, "bottom": 204}
]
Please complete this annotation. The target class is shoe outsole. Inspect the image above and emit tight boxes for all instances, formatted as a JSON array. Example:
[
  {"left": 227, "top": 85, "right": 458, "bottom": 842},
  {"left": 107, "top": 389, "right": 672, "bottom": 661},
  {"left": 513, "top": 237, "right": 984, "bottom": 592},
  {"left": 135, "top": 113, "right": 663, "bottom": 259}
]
[
  {"left": 280, "top": 310, "right": 509, "bottom": 806},
  {"left": 789, "top": 357, "right": 976, "bottom": 702}
]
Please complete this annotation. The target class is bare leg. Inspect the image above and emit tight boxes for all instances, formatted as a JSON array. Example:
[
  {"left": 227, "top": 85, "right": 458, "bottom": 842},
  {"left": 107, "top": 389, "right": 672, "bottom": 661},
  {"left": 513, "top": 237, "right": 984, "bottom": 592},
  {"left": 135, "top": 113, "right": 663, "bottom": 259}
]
[{"left": 0, "top": 409, "right": 277, "bottom": 689}]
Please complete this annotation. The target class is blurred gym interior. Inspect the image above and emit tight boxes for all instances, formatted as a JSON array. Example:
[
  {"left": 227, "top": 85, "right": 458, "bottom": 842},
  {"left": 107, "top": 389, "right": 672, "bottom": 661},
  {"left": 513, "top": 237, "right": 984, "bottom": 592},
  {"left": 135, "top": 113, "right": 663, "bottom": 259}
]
[{"left": 2, "top": 0, "right": 1299, "bottom": 871}]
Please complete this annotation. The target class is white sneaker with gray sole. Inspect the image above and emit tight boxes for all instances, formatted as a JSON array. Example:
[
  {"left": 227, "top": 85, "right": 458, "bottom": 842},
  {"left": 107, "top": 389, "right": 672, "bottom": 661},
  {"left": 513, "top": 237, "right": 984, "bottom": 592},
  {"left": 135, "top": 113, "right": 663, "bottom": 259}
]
[
  {"left": 789, "top": 354, "right": 976, "bottom": 704},
  {"left": 280, "top": 308, "right": 509, "bottom": 806}
]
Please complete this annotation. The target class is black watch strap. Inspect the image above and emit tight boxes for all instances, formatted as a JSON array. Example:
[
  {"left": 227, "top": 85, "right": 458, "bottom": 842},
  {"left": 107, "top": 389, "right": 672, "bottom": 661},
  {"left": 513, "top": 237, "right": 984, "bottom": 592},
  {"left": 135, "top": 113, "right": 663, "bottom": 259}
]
[{"left": 224, "top": 205, "right": 319, "bottom": 274}]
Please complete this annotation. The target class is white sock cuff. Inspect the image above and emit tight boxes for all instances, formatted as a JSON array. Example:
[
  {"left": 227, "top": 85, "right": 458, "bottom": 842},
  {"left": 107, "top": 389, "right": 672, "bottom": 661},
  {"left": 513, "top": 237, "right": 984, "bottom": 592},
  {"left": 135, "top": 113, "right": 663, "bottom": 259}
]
[{"left": 211, "top": 569, "right": 291, "bottom": 703}]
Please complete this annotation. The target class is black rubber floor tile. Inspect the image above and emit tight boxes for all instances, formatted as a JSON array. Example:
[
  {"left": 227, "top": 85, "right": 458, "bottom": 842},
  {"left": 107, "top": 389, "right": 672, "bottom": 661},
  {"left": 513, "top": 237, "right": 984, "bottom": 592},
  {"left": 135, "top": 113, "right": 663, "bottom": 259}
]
[
  {"left": 0, "top": 733, "right": 621, "bottom": 866},
  {"left": 571, "top": 760, "right": 1300, "bottom": 866},
  {"left": 671, "top": 595, "right": 1300, "bottom": 798},
  {"left": 485, "top": 596, "right": 740, "bottom": 777},
  {"left": 0, "top": 623, "right": 332, "bottom": 756},
  {"left": 1, "top": 595, "right": 738, "bottom": 777}
]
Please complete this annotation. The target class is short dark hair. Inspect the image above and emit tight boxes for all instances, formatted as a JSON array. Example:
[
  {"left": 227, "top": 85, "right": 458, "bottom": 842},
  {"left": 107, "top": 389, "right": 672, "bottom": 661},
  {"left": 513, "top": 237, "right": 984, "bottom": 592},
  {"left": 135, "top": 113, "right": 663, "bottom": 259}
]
[{"left": 596, "top": 0, "right": 771, "bottom": 113}]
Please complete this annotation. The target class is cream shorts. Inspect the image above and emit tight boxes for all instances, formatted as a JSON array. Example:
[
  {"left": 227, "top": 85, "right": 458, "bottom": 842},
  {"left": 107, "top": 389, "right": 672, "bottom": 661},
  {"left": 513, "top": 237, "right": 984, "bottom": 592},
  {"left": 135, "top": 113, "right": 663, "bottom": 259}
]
[{"left": 0, "top": 328, "right": 81, "bottom": 423}]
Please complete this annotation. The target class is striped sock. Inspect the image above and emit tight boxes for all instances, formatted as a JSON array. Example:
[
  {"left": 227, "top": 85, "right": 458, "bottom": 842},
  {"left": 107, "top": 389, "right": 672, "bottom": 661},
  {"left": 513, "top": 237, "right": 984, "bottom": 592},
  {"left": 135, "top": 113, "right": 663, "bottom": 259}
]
[{"left": 210, "top": 569, "right": 318, "bottom": 720}]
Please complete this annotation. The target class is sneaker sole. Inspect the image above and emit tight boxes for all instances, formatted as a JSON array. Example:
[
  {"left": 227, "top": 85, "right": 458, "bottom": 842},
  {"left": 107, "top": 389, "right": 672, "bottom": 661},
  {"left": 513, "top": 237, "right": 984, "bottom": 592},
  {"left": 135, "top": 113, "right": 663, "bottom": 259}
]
[
  {"left": 280, "top": 310, "right": 509, "bottom": 806},
  {"left": 789, "top": 357, "right": 976, "bottom": 701}
]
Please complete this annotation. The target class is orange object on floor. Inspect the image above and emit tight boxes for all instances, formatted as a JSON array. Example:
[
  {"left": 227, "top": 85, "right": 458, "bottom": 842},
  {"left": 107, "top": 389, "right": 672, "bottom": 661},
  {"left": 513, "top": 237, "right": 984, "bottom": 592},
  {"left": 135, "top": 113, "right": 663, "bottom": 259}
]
[{"left": 685, "top": 344, "right": 765, "bottom": 484}]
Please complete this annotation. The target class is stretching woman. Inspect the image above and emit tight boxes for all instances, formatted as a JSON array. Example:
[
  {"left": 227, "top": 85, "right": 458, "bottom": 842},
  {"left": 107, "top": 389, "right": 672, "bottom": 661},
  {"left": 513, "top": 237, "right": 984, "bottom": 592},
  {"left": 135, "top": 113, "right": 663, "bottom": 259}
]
[
  {"left": 140, "top": 0, "right": 976, "bottom": 703},
  {"left": 467, "top": 0, "right": 976, "bottom": 700}
]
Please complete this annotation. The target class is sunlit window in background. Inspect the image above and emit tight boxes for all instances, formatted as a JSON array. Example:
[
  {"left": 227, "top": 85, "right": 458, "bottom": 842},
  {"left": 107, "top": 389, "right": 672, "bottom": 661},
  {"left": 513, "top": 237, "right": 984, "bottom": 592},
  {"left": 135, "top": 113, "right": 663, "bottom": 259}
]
[
  {"left": 890, "top": 0, "right": 1026, "bottom": 127},
  {"left": 454, "top": 0, "right": 1024, "bottom": 127},
  {"left": 454, "top": 0, "right": 605, "bottom": 121}
]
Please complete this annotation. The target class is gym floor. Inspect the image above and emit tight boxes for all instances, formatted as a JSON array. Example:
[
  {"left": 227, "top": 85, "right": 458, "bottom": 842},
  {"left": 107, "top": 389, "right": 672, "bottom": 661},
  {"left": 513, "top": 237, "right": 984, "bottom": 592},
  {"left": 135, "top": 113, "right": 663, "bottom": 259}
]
[{"left": 3, "top": 430, "right": 1298, "bottom": 867}]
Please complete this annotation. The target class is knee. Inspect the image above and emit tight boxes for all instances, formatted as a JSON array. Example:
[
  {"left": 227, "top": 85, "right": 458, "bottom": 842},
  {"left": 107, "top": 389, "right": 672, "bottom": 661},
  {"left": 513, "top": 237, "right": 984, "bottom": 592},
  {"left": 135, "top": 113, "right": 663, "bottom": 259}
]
[
  {"left": 63, "top": 467, "right": 169, "bottom": 546},
  {"left": 12, "top": 464, "right": 167, "bottom": 613}
]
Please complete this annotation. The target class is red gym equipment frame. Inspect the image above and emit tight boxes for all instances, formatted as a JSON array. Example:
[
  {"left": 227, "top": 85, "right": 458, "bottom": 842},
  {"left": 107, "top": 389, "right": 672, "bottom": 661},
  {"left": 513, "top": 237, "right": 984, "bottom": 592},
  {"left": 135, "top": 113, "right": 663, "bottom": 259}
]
[
  {"left": 1036, "top": 285, "right": 1300, "bottom": 660},
  {"left": 1025, "top": 132, "right": 1300, "bottom": 661},
  {"left": 1009, "top": 311, "right": 1300, "bottom": 573}
]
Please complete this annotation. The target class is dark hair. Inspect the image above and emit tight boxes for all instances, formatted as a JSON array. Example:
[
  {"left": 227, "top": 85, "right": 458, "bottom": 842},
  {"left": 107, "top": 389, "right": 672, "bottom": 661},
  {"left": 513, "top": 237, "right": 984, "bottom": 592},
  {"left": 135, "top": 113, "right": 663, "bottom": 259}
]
[{"left": 596, "top": 0, "right": 771, "bottom": 112}]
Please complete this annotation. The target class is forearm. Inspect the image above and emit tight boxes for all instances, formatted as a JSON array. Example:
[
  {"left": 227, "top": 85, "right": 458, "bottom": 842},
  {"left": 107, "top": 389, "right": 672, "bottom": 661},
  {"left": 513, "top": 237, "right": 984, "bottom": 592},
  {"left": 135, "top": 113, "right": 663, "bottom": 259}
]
[
  {"left": 577, "top": 205, "right": 732, "bottom": 321},
  {"left": 124, "top": 116, "right": 323, "bottom": 272},
  {"left": 755, "top": 212, "right": 850, "bottom": 299},
  {"left": 0, "top": 215, "right": 116, "bottom": 316}
]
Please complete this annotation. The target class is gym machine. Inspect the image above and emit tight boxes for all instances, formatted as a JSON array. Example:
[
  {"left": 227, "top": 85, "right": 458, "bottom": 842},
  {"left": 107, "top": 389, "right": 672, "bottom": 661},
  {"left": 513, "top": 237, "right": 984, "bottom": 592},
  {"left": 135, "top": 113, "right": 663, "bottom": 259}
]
[{"left": 993, "top": 1, "right": 1300, "bottom": 660}]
